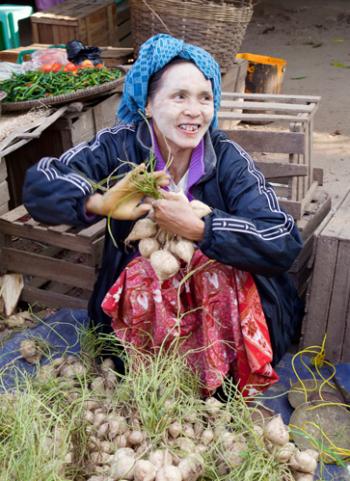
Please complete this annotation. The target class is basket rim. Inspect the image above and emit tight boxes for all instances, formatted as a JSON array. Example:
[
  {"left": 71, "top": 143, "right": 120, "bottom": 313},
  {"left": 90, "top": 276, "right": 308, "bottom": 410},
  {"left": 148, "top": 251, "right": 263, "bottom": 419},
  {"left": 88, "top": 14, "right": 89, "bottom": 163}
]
[
  {"left": 1, "top": 76, "right": 124, "bottom": 112},
  {"left": 129, "top": 0, "right": 254, "bottom": 23}
]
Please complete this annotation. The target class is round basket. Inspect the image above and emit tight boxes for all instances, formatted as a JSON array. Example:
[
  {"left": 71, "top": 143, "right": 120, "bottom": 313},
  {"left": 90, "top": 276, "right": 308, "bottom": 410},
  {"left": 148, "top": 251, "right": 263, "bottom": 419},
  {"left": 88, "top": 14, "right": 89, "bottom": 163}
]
[
  {"left": 0, "top": 91, "right": 7, "bottom": 117},
  {"left": 129, "top": 0, "right": 254, "bottom": 72},
  {"left": 1, "top": 76, "right": 124, "bottom": 113}
]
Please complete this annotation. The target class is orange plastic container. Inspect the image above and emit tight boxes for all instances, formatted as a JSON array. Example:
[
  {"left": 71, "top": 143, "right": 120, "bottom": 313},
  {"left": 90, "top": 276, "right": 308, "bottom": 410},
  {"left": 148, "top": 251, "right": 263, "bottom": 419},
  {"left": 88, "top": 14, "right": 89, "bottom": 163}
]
[{"left": 236, "top": 53, "right": 287, "bottom": 94}]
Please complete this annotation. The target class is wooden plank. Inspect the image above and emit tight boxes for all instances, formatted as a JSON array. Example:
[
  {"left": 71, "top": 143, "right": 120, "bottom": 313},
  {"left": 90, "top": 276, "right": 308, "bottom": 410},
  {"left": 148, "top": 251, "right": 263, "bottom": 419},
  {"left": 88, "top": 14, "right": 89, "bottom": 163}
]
[
  {"left": 312, "top": 167, "right": 324, "bottom": 186},
  {"left": 93, "top": 93, "right": 121, "bottom": 132},
  {"left": 298, "top": 192, "right": 332, "bottom": 241},
  {"left": 302, "top": 235, "right": 339, "bottom": 348},
  {"left": 325, "top": 240, "right": 350, "bottom": 362},
  {"left": 255, "top": 162, "right": 307, "bottom": 179},
  {"left": 117, "top": 18, "right": 131, "bottom": 41},
  {"left": 0, "top": 203, "right": 8, "bottom": 216},
  {"left": 301, "top": 181, "right": 319, "bottom": 214},
  {"left": 0, "top": 107, "right": 68, "bottom": 157},
  {"left": 78, "top": 219, "right": 106, "bottom": 239},
  {"left": 223, "top": 130, "right": 305, "bottom": 154},
  {"left": 289, "top": 234, "right": 315, "bottom": 273},
  {"left": 341, "top": 292, "right": 350, "bottom": 362},
  {"left": 271, "top": 184, "right": 290, "bottom": 199},
  {"left": 71, "top": 109, "right": 95, "bottom": 146},
  {"left": 48, "top": 224, "right": 72, "bottom": 233},
  {"left": 218, "top": 112, "right": 312, "bottom": 122},
  {"left": 0, "top": 220, "right": 93, "bottom": 253},
  {"left": 0, "top": 247, "right": 95, "bottom": 290},
  {"left": 22, "top": 284, "right": 88, "bottom": 310},
  {"left": 0, "top": 160, "right": 7, "bottom": 183},
  {"left": 221, "top": 100, "right": 315, "bottom": 113},
  {"left": 278, "top": 199, "right": 302, "bottom": 220},
  {"left": 322, "top": 188, "right": 350, "bottom": 241},
  {"left": 0, "top": 204, "right": 27, "bottom": 222},
  {"left": 221, "top": 92, "right": 321, "bottom": 104},
  {"left": 0, "top": 181, "right": 10, "bottom": 206},
  {"left": 32, "top": 22, "right": 39, "bottom": 43}
]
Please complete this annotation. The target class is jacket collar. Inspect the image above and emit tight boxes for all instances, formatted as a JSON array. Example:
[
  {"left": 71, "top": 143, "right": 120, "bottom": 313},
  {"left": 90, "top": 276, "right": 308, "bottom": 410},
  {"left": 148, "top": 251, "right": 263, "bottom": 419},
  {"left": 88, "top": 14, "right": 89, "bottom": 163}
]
[{"left": 134, "top": 121, "right": 217, "bottom": 184}]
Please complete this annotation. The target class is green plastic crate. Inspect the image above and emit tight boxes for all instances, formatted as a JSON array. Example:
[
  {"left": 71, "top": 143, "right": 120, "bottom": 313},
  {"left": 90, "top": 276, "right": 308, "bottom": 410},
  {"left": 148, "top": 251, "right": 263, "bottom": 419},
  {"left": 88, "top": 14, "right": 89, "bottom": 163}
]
[{"left": 0, "top": 5, "right": 33, "bottom": 50}]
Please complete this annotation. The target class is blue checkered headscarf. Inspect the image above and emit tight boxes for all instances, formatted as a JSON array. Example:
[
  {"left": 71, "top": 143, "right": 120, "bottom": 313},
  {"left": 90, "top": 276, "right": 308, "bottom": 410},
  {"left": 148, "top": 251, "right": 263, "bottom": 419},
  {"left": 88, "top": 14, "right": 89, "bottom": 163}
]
[{"left": 117, "top": 34, "right": 221, "bottom": 128}]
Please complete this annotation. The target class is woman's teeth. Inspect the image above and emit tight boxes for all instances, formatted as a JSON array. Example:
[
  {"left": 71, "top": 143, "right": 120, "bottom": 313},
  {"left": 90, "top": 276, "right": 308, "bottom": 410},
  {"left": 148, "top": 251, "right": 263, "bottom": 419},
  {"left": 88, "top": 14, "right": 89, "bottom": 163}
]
[{"left": 179, "top": 124, "right": 200, "bottom": 132}]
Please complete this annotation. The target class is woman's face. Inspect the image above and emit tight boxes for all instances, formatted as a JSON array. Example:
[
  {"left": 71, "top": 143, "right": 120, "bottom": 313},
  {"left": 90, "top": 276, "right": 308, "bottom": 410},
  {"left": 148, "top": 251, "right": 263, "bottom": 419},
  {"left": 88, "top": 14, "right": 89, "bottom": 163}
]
[{"left": 147, "top": 62, "right": 214, "bottom": 156}]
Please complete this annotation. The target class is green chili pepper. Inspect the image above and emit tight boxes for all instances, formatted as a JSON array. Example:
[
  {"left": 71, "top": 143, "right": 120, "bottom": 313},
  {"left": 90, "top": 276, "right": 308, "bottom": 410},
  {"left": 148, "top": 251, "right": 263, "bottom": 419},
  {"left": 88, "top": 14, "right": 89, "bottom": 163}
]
[{"left": 0, "top": 68, "right": 122, "bottom": 103}]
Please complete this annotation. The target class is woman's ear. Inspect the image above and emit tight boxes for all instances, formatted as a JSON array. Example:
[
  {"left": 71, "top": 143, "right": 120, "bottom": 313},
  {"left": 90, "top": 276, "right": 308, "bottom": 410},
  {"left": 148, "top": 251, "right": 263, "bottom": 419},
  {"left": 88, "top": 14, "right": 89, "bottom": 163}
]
[{"left": 145, "top": 100, "right": 152, "bottom": 118}]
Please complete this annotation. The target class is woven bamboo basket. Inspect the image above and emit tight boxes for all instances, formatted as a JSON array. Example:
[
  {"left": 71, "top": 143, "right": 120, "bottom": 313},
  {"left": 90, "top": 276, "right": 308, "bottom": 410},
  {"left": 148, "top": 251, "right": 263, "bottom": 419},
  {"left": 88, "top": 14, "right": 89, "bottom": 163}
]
[
  {"left": 1, "top": 77, "right": 124, "bottom": 112},
  {"left": 129, "top": 0, "right": 254, "bottom": 72},
  {"left": 0, "top": 91, "right": 7, "bottom": 117}
]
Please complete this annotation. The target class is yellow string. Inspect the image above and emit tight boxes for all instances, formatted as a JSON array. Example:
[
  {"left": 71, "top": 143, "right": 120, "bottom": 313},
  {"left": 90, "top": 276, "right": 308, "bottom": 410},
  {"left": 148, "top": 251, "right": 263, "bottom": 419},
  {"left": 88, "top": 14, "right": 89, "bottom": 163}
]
[
  {"left": 312, "top": 334, "right": 327, "bottom": 368},
  {"left": 290, "top": 337, "right": 350, "bottom": 463}
]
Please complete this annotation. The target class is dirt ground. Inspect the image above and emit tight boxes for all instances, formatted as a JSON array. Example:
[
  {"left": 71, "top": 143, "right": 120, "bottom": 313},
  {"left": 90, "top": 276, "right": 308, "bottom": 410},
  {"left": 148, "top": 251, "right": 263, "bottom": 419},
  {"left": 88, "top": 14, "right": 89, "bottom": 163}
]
[{"left": 240, "top": 0, "right": 350, "bottom": 208}]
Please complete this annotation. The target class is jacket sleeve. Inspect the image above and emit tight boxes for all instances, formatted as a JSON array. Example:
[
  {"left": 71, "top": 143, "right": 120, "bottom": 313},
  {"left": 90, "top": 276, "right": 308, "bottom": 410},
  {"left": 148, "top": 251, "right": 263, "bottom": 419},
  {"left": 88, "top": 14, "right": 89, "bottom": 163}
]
[
  {"left": 23, "top": 125, "right": 134, "bottom": 226},
  {"left": 198, "top": 138, "right": 303, "bottom": 276}
]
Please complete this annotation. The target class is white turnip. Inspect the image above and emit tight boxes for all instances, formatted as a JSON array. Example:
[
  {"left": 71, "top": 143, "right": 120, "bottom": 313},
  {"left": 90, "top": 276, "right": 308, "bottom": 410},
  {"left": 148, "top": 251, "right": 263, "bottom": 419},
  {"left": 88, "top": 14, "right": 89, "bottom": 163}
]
[
  {"left": 155, "top": 465, "right": 182, "bottom": 481},
  {"left": 139, "top": 238, "right": 160, "bottom": 258},
  {"left": 263, "top": 415, "right": 289, "bottom": 446},
  {"left": 178, "top": 454, "right": 204, "bottom": 481},
  {"left": 190, "top": 200, "right": 211, "bottom": 219},
  {"left": 289, "top": 450, "right": 317, "bottom": 474},
  {"left": 110, "top": 454, "right": 135, "bottom": 480},
  {"left": 19, "top": 339, "right": 41, "bottom": 363},
  {"left": 150, "top": 250, "right": 180, "bottom": 281},
  {"left": 125, "top": 218, "right": 157, "bottom": 244},
  {"left": 134, "top": 459, "right": 157, "bottom": 481}
]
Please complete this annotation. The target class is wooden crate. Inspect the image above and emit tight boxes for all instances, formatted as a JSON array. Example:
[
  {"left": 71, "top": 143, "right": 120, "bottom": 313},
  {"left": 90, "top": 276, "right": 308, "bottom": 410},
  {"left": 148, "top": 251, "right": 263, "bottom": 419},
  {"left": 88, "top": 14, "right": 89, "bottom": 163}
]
[
  {"left": 220, "top": 125, "right": 331, "bottom": 297},
  {"left": 0, "top": 44, "right": 134, "bottom": 66},
  {"left": 0, "top": 205, "right": 106, "bottom": 309},
  {"left": 0, "top": 160, "right": 10, "bottom": 215},
  {"left": 219, "top": 93, "right": 321, "bottom": 204},
  {"left": 114, "top": 0, "right": 132, "bottom": 48},
  {"left": 289, "top": 187, "right": 331, "bottom": 296},
  {"left": 53, "top": 92, "right": 122, "bottom": 147},
  {"left": 301, "top": 188, "right": 350, "bottom": 362},
  {"left": 31, "top": 0, "right": 119, "bottom": 47},
  {"left": 222, "top": 127, "right": 325, "bottom": 221},
  {"left": 3, "top": 93, "right": 122, "bottom": 209}
]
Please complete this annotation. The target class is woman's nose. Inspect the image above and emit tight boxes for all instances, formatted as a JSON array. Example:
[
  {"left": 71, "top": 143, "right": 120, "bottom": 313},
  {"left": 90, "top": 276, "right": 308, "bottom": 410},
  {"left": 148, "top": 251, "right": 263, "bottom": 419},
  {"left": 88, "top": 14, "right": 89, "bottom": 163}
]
[{"left": 184, "top": 100, "right": 201, "bottom": 117}]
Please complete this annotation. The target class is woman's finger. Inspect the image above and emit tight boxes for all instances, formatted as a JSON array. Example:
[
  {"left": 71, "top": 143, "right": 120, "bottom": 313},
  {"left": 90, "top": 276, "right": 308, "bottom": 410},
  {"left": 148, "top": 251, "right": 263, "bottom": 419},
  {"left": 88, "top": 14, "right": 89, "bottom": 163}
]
[{"left": 130, "top": 203, "right": 152, "bottom": 220}]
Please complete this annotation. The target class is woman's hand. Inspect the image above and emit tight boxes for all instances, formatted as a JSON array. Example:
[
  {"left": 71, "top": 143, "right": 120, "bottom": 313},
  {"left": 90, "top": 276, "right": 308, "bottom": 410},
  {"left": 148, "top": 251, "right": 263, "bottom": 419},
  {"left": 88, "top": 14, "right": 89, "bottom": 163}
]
[
  {"left": 86, "top": 164, "right": 169, "bottom": 220},
  {"left": 150, "top": 191, "right": 205, "bottom": 241}
]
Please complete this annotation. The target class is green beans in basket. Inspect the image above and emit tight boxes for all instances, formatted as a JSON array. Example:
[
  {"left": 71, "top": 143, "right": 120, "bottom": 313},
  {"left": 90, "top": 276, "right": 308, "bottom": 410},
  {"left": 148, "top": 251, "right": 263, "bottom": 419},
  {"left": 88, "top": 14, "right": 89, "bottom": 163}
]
[{"left": 0, "top": 67, "right": 122, "bottom": 103}]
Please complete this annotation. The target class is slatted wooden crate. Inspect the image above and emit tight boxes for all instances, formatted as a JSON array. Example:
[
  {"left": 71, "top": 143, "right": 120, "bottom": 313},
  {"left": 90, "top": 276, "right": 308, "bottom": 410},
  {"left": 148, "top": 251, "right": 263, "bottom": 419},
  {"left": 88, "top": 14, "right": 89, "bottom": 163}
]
[
  {"left": 220, "top": 126, "right": 331, "bottom": 297},
  {"left": 301, "top": 188, "right": 350, "bottom": 362},
  {"left": 222, "top": 127, "right": 325, "bottom": 221},
  {"left": 0, "top": 205, "right": 106, "bottom": 309},
  {"left": 114, "top": 0, "right": 132, "bottom": 48},
  {"left": 219, "top": 93, "right": 321, "bottom": 210},
  {"left": 0, "top": 44, "right": 134, "bottom": 66},
  {"left": 0, "top": 159, "right": 10, "bottom": 215},
  {"left": 3, "top": 93, "right": 122, "bottom": 209},
  {"left": 31, "top": 0, "right": 119, "bottom": 47}
]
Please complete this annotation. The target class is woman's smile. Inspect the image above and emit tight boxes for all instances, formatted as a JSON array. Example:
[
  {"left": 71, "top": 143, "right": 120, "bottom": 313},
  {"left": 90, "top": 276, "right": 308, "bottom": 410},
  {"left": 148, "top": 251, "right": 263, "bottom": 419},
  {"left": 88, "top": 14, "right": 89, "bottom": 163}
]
[{"left": 178, "top": 123, "right": 201, "bottom": 134}]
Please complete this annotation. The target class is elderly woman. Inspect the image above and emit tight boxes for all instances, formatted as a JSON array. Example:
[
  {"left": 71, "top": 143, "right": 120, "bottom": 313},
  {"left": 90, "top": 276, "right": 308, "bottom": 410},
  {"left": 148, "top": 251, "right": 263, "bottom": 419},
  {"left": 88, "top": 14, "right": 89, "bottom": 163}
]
[{"left": 23, "top": 34, "right": 303, "bottom": 395}]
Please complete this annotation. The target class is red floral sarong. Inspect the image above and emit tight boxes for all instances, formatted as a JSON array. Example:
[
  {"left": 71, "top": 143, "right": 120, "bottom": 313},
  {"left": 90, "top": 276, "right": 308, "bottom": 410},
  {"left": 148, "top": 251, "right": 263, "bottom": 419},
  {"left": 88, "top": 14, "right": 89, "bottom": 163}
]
[{"left": 102, "top": 250, "right": 279, "bottom": 395}]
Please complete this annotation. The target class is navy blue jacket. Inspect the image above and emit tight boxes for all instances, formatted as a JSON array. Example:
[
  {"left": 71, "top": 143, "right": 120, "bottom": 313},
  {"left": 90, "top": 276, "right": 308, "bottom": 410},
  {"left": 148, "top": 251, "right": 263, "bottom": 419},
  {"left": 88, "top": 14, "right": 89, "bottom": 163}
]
[{"left": 23, "top": 122, "right": 304, "bottom": 364}]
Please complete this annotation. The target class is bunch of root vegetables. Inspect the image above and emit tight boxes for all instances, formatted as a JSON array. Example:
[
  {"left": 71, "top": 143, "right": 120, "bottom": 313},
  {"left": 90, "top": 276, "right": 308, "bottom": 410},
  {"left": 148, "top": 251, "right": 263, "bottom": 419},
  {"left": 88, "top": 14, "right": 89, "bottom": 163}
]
[
  {"left": 0, "top": 332, "right": 321, "bottom": 481},
  {"left": 124, "top": 196, "right": 211, "bottom": 281}
]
